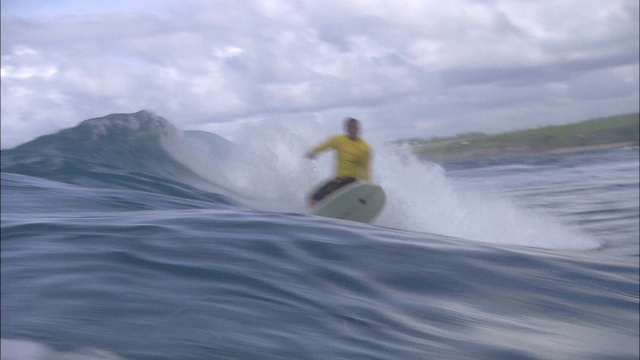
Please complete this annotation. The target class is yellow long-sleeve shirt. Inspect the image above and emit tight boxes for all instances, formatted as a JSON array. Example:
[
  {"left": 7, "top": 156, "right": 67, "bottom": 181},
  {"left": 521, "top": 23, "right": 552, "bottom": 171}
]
[{"left": 309, "top": 135, "right": 371, "bottom": 181}]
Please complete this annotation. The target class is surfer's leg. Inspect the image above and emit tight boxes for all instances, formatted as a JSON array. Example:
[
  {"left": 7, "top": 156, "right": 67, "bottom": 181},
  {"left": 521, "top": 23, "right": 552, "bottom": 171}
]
[
  {"left": 310, "top": 178, "right": 342, "bottom": 205},
  {"left": 335, "top": 177, "right": 356, "bottom": 190},
  {"left": 309, "top": 177, "right": 356, "bottom": 206}
]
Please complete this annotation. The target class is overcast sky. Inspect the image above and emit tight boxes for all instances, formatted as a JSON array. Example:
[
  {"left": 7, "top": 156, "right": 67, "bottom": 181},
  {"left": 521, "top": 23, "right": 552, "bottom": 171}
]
[{"left": 1, "top": 0, "right": 638, "bottom": 148}]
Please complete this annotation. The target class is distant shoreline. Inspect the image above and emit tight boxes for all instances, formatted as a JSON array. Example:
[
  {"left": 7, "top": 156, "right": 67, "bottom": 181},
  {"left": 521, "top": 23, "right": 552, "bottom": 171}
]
[
  {"left": 541, "top": 141, "right": 638, "bottom": 154},
  {"left": 419, "top": 141, "right": 638, "bottom": 163},
  {"left": 401, "top": 113, "right": 639, "bottom": 163}
]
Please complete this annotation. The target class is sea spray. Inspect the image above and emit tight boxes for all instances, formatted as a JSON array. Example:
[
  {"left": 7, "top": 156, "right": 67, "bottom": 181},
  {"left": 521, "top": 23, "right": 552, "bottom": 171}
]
[
  {"left": 373, "top": 144, "right": 599, "bottom": 249},
  {"left": 162, "top": 118, "right": 325, "bottom": 213}
]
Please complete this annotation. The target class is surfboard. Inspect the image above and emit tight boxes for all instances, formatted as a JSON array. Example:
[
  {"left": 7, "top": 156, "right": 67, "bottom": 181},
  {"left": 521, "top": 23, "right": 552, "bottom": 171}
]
[{"left": 310, "top": 181, "right": 386, "bottom": 223}]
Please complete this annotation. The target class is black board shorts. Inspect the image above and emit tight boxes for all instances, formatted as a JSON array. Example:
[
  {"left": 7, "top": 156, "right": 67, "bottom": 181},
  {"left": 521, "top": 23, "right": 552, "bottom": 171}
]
[{"left": 311, "top": 177, "right": 356, "bottom": 202}]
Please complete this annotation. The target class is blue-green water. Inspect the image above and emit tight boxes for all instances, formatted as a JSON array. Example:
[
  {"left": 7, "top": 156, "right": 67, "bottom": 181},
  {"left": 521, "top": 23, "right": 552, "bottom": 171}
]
[{"left": 2, "top": 112, "right": 638, "bottom": 359}]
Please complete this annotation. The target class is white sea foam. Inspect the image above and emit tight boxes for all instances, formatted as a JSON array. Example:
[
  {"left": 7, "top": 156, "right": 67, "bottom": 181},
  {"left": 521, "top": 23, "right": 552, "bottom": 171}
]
[{"left": 373, "top": 143, "right": 599, "bottom": 249}]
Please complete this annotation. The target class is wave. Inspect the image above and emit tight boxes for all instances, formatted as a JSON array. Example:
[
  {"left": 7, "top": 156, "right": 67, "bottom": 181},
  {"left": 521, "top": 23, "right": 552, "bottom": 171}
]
[
  {"left": 1, "top": 111, "right": 235, "bottom": 206},
  {"left": 2, "top": 111, "right": 179, "bottom": 176},
  {"left": 2, "top": 111, "right": 599, "bottom": 250}
]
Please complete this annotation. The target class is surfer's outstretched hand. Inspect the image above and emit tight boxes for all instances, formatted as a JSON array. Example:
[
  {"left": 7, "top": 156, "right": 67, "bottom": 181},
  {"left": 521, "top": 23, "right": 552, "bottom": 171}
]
[{"left": 306, "top": 152, "right": 316, "bottom": 160}]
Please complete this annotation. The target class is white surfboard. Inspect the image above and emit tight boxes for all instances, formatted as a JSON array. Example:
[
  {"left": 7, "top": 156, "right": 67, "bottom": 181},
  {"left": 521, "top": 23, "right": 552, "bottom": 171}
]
[{"left": 310, "top": 181, "right": 386, "bottom": 223}]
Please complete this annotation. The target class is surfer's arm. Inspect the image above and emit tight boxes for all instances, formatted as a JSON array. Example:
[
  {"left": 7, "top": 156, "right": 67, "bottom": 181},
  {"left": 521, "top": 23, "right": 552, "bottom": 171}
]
[{"left": 307, "top": 136, "right": 338, "bottom": 159}]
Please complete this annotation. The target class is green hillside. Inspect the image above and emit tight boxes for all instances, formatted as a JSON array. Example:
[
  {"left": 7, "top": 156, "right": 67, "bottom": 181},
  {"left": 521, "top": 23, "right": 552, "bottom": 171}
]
[{"left": 398, "top": 113, "right": 639, "bottom": 162}]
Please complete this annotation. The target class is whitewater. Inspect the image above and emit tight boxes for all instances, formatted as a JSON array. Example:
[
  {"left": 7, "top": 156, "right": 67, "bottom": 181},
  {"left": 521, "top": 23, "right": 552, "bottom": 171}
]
[{"left": 1, "top": 111, "right": 638, "bottom": 359}]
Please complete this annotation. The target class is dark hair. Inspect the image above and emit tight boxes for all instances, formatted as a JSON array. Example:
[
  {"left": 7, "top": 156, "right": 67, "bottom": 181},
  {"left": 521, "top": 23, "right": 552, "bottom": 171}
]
[{"left": 344, "top": 117, "right": 359, "bottom": 129}]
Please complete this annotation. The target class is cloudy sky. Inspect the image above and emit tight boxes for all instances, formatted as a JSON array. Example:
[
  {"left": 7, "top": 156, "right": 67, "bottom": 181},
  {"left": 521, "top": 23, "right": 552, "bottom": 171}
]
[{"left": 1, "top": 0, "right": 638, "bottom": 148}]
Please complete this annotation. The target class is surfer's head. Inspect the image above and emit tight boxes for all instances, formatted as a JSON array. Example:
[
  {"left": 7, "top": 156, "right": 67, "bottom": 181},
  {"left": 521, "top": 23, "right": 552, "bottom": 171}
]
[{"left": 345, "top": 117, "right": 360, "bottom": 140}]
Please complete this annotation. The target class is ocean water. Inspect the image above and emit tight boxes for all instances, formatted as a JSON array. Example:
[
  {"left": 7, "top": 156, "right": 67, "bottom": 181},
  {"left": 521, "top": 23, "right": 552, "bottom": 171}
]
[{"left": 1, "top": 112, "right": 638, "bottom": 360}]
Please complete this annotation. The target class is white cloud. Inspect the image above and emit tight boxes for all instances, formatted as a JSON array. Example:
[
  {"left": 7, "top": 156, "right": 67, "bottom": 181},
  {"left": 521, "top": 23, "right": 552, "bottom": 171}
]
[{"left": 1, "top": 0, "right": 638, "bottom": 148}]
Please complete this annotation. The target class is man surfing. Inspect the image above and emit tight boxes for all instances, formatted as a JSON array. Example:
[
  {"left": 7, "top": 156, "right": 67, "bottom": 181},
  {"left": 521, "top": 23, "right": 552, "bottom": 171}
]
[{"left": 306, "top": 117, "right": 371, "bottom": 207}]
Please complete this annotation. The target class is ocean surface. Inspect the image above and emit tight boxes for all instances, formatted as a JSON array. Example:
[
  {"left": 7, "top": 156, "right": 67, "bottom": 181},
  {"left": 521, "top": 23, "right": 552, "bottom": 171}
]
[{"left": 1, "top": 111, "right": 638, "bottom": 360}]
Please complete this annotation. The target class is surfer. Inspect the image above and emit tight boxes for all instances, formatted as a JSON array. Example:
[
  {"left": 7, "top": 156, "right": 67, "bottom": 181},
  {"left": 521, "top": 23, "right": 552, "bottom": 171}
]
[{"left": 306, "top": 117, "right": 371, "bottom": 207}]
